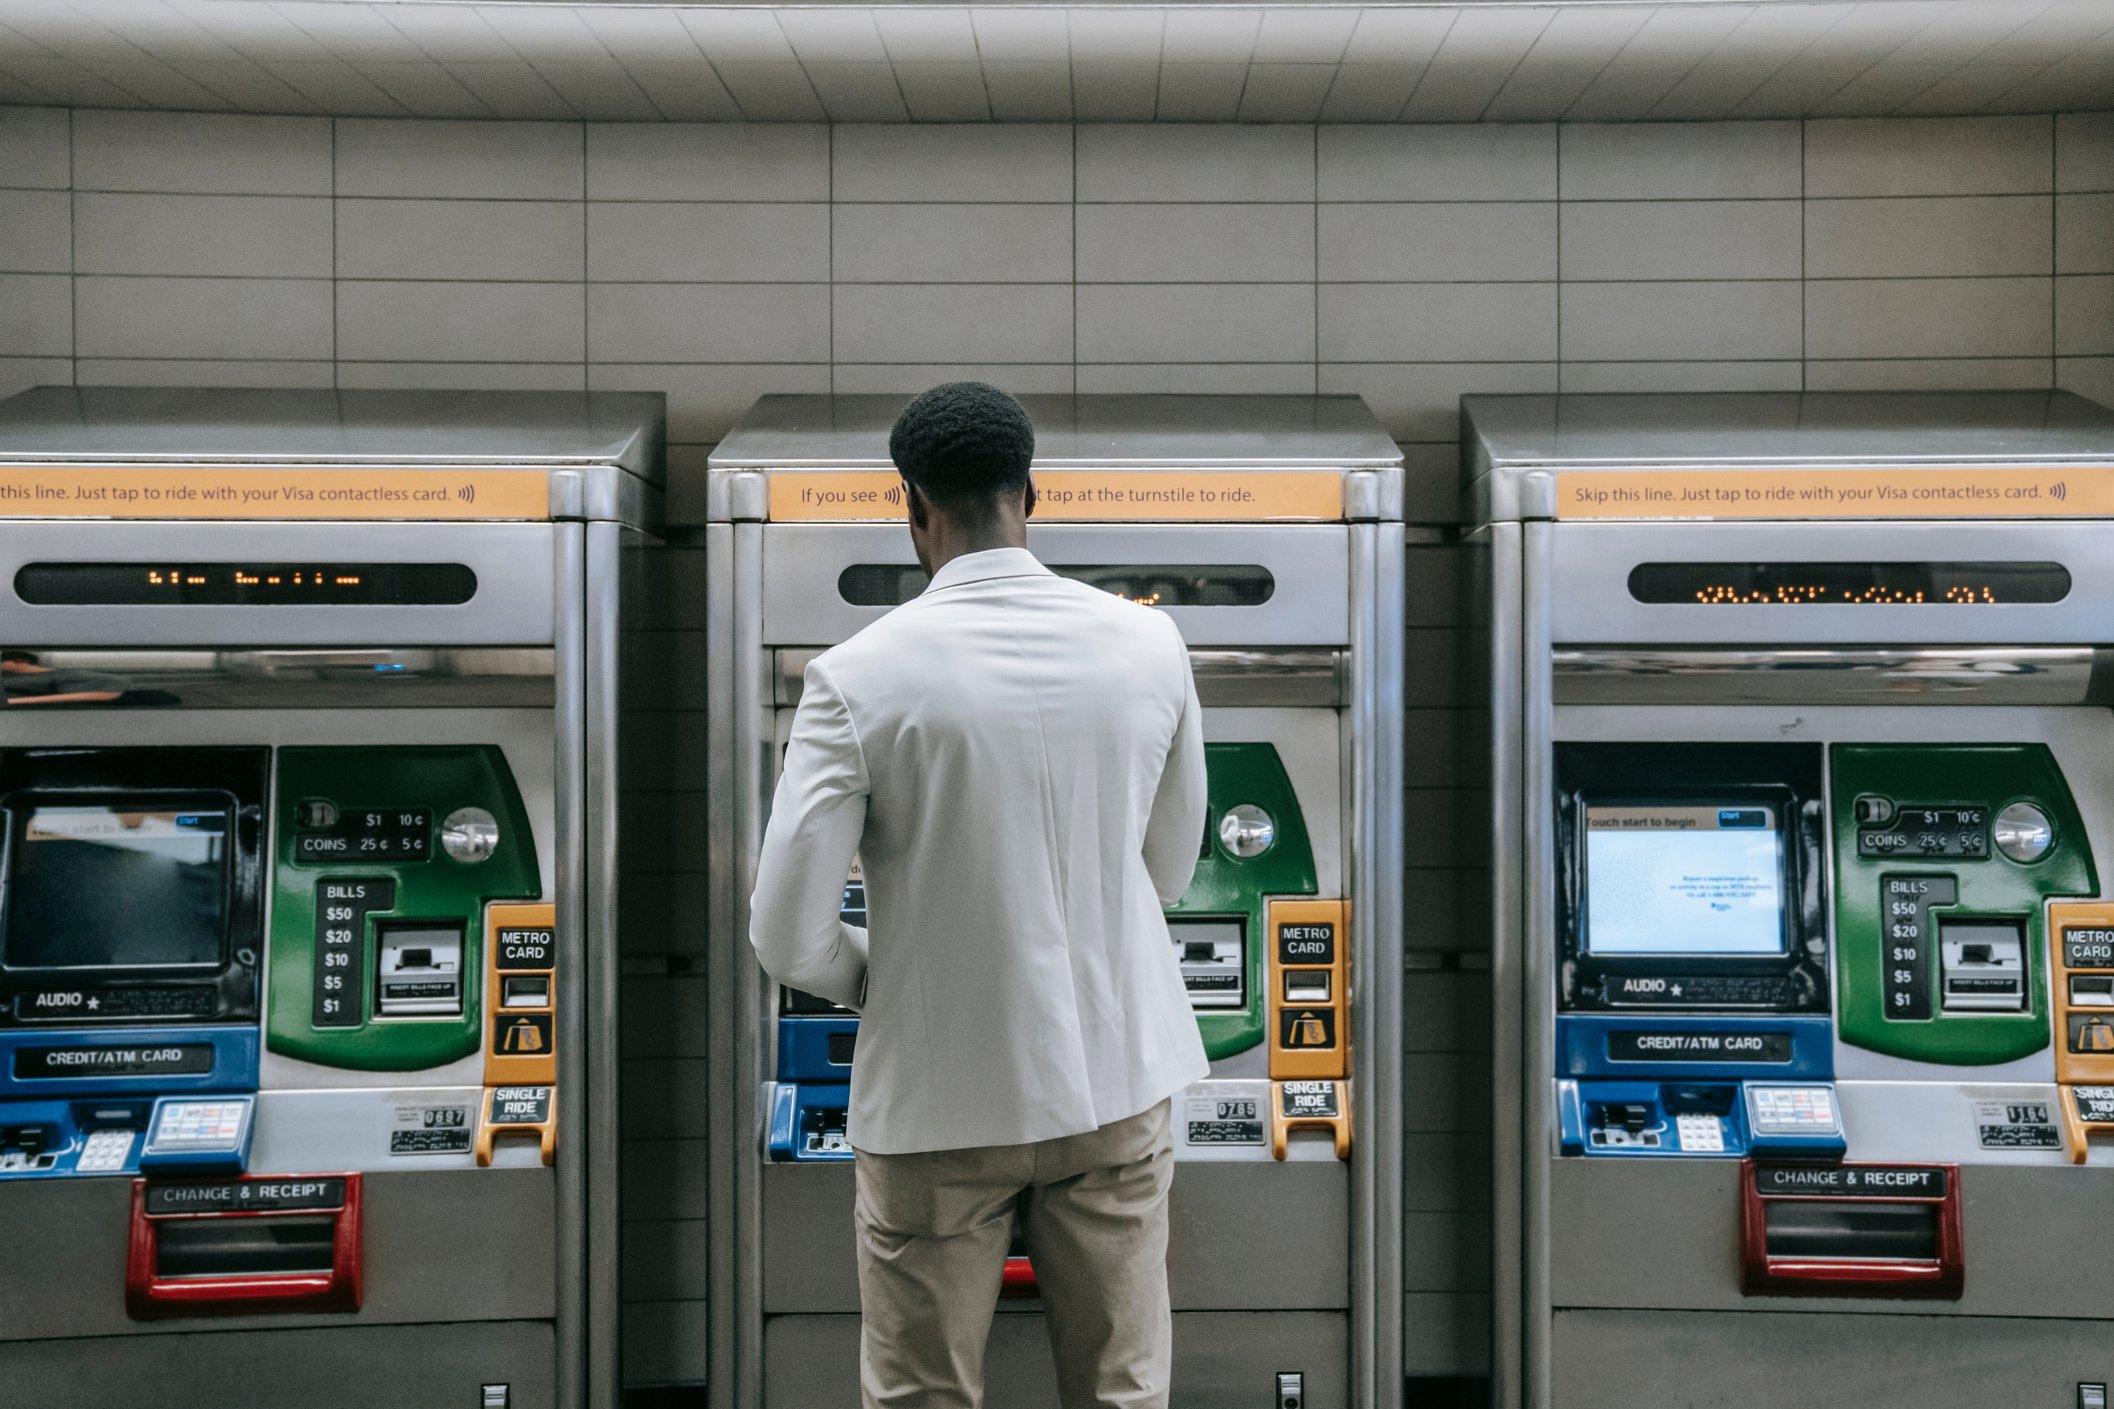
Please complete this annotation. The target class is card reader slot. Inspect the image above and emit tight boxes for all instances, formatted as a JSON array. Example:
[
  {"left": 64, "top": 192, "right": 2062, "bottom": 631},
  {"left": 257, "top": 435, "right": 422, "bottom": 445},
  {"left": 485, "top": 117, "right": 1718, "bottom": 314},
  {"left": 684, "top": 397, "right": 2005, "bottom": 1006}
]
[
  {"left": 154, "top": 1217, "right": 337, "bottom": 1278},
  {"left": 1762, "top": 1202, "right": 1939, "bottom": 1263}
]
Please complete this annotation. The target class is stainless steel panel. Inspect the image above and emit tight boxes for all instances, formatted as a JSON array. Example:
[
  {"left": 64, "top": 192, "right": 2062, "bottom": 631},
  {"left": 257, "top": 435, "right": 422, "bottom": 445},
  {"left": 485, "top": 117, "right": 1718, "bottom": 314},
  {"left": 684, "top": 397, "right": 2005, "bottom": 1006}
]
[
  {"left": 1548, "top": 521, "right": 2114, "bottom": 647},
  {"left": 0, "top": 520, "right": 557, "bottom": 646},
  {"left": 711, "top": 394, "right": 1401, "bottom": 472},
  {"left": 0, "top": 1320, "right": 556, "bottom": 1409},
  {"left": 760, "top": 1160, "right": 1351, "bottom": 1316},
  {"left": 0, "top": 385, "right": 665, "bottom": 482},
  {"left": 1348, "top": 519, "right": 1405, "bottom": 1408},
  {"left": 4, "top": 648, "right": 555, "bottom": 708},
  {"left": 1477, "top": 524, "right": 1525, "bottom": 1409},
  {"left": 704, "top": 522, "right": 737, "bottom": 1409},
  {"left": 1549, "top": 1156, "right": 2114, "bottom": 1321},
  {"left": 1836, "top": 1081, "right": 2074, "bottom": 1166},
  {"left": 1555, "top": 647, "right": 2098, "bottom": 705},
  {"left": 0, "top": 1170, "right": 554, "bottom": 1342},
  {"left": 1521, "top": 522, "right": 1557, "bottom": 1409},
  {"left": 1550, "top": 1309, "right": 2114, "bottom": 1409},
  {"left": 249, "top": 1088, "right": 547, "bottom": 1172},
  {"left": 764, "top": 1311, "right": 1351, "bottom": 1409},
  {"left": 760, "top": 522, "right": 1351, "bottom": 648},
  {"left": 1462, "top": 391, "right": 2114, "bottom": 528},
  {"left": 779, "top": 647, "right": 1348, "bottom": 710},
  {"left": 582, "top": 522, "right": 624, "bottom": 1409}
]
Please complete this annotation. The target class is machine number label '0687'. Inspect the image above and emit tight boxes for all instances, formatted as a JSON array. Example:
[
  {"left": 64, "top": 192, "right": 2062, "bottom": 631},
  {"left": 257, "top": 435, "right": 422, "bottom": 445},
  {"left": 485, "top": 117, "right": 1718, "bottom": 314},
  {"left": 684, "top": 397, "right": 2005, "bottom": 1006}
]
[{"left": 1185, "top": 1096, "right": 1264, "bottom": 1145}]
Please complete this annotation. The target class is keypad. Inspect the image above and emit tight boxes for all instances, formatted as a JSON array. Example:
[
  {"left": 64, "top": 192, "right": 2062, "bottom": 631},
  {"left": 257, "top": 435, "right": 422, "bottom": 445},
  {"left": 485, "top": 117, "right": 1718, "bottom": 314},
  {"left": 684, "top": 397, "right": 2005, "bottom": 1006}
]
[
  {"left": 152, "top": 1101, "right": 246, "bottom": 1150},
  {"left": 77, "top": 1128, "right": 136, "bottom": 1172}
]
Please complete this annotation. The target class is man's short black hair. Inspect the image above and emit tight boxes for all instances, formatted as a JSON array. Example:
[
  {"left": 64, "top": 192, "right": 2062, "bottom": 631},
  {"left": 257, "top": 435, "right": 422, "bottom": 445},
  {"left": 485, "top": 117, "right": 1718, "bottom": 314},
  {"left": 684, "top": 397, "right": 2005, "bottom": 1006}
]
[{"left": 888, "top": 381, "right": 1035, "bottom": 505}]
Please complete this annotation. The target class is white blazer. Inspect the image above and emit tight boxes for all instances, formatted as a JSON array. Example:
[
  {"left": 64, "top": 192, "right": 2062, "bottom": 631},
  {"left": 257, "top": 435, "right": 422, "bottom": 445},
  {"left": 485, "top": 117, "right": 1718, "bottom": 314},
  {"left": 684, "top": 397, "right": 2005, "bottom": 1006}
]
[{"left": 750, "top": 546, "right": 1211, "bottom": 1154}]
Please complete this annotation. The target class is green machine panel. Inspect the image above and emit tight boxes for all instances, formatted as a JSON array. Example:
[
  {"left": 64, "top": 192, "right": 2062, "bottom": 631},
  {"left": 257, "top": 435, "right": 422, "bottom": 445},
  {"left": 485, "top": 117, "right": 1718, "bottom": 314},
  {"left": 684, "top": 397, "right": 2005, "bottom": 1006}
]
[
  {"left": 1834, "top": 744, "right": 2095, "bottom": 1065},
  {"left": 1171, "top": 742, "right": 1318, "bottom": 1062},
  {"left": 268, "top": 747, "right": 539, "bottom": 1072}
]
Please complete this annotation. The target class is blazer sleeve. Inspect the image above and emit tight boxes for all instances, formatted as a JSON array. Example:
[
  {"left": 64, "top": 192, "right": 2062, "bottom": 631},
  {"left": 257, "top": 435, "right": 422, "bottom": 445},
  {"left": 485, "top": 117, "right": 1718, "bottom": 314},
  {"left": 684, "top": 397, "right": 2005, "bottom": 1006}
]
[
  {"left": 750, "top": 657, "right": 871, "bottom": 1011},
  {"left": 1142, "top": 621, "right": 1208, "bottom": 907}
]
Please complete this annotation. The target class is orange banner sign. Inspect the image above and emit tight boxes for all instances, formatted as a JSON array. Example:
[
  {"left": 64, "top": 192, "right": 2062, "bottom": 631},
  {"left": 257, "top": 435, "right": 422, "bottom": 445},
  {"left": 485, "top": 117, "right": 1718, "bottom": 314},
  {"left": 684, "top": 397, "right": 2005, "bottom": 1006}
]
[
  {"left": 1556, "top": 465, "right": 2114, "bottom": 521},
  {"left": 0, "top": 466, "right": 552, "bottom": 521},
  {"left": 768, "top": 470, "right": 1343, "bottom": 523}
]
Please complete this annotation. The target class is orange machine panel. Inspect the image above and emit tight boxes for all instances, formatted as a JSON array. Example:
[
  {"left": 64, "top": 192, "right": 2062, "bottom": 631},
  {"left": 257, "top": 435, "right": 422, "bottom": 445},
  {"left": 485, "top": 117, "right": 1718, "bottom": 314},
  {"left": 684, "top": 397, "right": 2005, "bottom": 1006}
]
[
  {"left": 479, "top": 903, "right": 557, "bottom": 1166},
  {"left": 1268, "top": 898, "right": 1348, "bottom": 1081},
  {"left": 2048, "top": 901, "right": 2114, "bottom": 1162}
]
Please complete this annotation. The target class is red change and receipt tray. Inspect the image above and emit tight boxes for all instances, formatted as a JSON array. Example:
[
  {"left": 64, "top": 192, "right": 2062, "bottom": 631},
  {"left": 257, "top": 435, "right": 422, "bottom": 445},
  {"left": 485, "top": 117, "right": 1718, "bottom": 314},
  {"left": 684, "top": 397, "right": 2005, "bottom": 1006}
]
[
  {"left": 1740, "top": 1160, "right": 1962, "bottom": 1299},
  {"left": 127, "top": 1172, "right": 362, "bottom": 1317}
]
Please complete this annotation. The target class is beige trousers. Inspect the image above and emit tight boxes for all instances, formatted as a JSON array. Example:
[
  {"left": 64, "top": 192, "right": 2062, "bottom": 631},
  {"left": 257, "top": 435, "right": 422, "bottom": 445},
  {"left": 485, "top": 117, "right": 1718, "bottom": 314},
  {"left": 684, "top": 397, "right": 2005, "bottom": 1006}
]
[{"left": 853, "top": 1099, "right": 1175, "bottom": 1409}]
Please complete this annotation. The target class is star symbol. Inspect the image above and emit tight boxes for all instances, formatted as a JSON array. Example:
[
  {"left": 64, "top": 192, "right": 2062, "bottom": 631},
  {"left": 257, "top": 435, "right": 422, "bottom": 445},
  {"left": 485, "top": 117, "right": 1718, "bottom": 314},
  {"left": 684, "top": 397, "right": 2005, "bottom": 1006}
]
[
  {"left": 1670, "top": 984, "right": 1684, "bottom": 997},
  {"left": 86, "top": 997, "right": 99, "bottom": 1010}
]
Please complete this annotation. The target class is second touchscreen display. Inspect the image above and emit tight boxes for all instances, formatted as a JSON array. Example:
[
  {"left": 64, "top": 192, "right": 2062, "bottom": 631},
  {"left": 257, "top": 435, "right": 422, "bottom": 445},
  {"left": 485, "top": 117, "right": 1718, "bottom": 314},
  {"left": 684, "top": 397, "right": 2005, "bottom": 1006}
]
[{"left": 1585, "top": 804, "right": 1785, "bottom": 957}]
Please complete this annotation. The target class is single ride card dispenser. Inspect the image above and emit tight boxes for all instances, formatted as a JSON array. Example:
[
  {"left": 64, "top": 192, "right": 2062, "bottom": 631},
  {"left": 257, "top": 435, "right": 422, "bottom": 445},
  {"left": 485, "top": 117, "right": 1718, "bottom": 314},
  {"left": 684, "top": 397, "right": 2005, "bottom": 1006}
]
[{"left": 1554, "top": 744, "right": 1842, "bottom": 1161}]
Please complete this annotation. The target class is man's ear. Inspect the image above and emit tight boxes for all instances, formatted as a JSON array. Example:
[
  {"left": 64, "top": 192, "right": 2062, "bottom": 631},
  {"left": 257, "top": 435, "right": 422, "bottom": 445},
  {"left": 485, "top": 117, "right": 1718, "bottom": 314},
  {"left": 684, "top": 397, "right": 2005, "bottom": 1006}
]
[
  {"left": 1023, "top": 476, "right": 1037, "bottom": 521},
  {"left": 905, "top": 479, "right": 928, "bottom": 529}
]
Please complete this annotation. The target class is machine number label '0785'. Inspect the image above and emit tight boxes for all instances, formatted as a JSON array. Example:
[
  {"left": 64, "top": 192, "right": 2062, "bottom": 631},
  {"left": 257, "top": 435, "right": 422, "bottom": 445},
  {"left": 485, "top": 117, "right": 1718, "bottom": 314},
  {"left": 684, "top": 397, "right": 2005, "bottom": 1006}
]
[{"left": 1185, "top": 1096, "right": 1264, "bottom": 1145}]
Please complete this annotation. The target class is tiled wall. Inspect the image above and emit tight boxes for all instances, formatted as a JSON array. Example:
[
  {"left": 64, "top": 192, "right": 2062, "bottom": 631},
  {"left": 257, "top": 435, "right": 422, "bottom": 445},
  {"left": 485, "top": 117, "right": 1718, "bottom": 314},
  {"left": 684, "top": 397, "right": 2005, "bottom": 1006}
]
[
  {"left": 3, "top": 101, "right": 2112, "bottom": 1392},
  {"left": 3, "top": 107, "right": 2112, "bottom": 527}
]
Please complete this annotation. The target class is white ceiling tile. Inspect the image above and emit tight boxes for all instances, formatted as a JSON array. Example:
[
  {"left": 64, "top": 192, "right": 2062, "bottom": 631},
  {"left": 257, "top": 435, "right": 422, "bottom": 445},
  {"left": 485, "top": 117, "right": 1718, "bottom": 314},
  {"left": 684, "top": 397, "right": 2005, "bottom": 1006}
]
[
  {"left": 0, "top": 24, "right": 145, "bottom": 104},
  {"left": 77, "top": 45, "right": 238, "bottom": 108},
  {"left": 1650, "top": 3, "right": 1856, "bottom": 120},
  {"left": 269, "top": 2, "right": 426, "bottom": 62},
  {"left": 166, "top": 0, "right": 331, "bottom": 61},
  {"left": 1068, "top": 9, "right": 1162, "bottom": 64},
  {"left": 374, "top": 5, "right": 512, "bottom": 64},
  {"left": 1340, "top": 8, "right": 1457, "bottom": 65},
  {"left": 713, "top": 61, "right": 825, "bottom": 121},
  {"left": 1482, "top": 6, "right": 1652, "bottom": 122},
  {"left": 1159, "top": 9, "right": 1258, "bottom": 65},
  {"left": 1887, "top": 0, "right": 2055, "bottom": 65},
  {"left": 623, "top": 59, "right": 742, "bottom": 122},
  {"left": 804, "top": 60, "right": 908, "bottom": 121},
  {"left": 532, "top": 58, "right": 658, "bottom": 120},
  {"left": 673, "top": 8, "right": 795, "bottom": 64},
  {"left": 1154, "top": 61, "right": 1245, "bottom": 120},
  {"left": 1072, "top": 59, "right": 1157, "bottom": 120},
  {"left": 574, "top": 7, "right": 700, "bottom": 64},
  {"left": 1317, "top": 63, "right": 1418, "bottom": 121},
  {"left": 981, "top": 59, "right": 1071, "bottom": 120},
  {"left": 776, "top": 9, "right": 888, "bottom": 65},
  {"left": 1238, "top": 61, "right": 1336, "bottom": 121},
  {"left": 874, "top": 9, "right": 979, "bottom": 63},
  {"left": 1892, "top": 63, "right": 2046, "bottom": 116},
  {"left": 269, "top": 58, "right": 406, "bottom": 115},
  {"left": 1727, "top": 0, "right": 1950, "bottom": 117},
  {"left": 1565, "top": 5, "right": 1759, "bottom": 121},
  {"left": 1252, "top": 8, "right": 1358, "bottom": 65},
  {"left": 970, "top": 9, "right": 1068, "bottom": 63},
  {"left": 1975, "top": 0, "right": 2114, "bottom": 66},
  {"left": 893, "top": 60, "right": 990, "bottom": 120},
  {"left": 354, "top": 59, "right": 490, "bottom": 117},
  {"left": 1808, "top": 61, "right": 1956, "bottom": 117},
  {"left": 1399, "top": 6, "right": 1553, "bottom": 122},
  {"left": 168, "top": 55, "right": 320, "bottom": 110},
  {"left": 0, "top": 64, "right": 58, "bottom": 100},
  {"left": 71, "top": 0, "right": 235, "bottom": 61},
  {"left": 471, "top": 5, "right": 600, "bottom": 62},
  {"left": 444, "top": 58, "right": 576, "bottom": 118}
]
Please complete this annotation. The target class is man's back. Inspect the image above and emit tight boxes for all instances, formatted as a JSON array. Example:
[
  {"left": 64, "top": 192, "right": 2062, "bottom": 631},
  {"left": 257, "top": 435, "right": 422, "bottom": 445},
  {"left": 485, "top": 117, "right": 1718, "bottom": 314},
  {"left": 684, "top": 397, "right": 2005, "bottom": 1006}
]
[{"left": 756, "top": 546, "right": 1210, "bottom": 1154}]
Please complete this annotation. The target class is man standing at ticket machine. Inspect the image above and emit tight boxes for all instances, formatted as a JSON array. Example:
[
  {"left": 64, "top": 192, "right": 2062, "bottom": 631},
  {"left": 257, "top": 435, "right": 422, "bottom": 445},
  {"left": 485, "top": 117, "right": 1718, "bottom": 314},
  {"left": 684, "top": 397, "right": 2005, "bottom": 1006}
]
[{"left": 751, "top": 382, "right": 1211, "bottom": 1408}]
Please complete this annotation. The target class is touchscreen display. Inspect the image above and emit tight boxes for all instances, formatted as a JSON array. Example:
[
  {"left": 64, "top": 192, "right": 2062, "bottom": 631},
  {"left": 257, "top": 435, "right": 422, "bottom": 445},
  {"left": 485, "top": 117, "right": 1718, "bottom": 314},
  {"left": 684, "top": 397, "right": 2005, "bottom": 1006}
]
[
  {"left": 4, "top": 806, "right": 228, "bottom": 969},
  {"left": 1585, "top": 804, "right": 1786, "bottom": 957}
]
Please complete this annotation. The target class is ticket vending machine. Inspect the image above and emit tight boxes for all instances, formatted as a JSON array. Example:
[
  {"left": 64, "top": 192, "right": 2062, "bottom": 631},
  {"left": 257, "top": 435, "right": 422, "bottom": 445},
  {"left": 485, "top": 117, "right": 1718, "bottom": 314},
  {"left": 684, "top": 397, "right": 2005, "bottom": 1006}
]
[
  {"left": 0, "top": 386, "right": 661, "bottom": 1409},
  {"left": 703, "top": 395, "right": 1404, "bottom": 1409},
  {"left": 1466, "top": 391, "right": 2114, "bottom": 1409}
]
